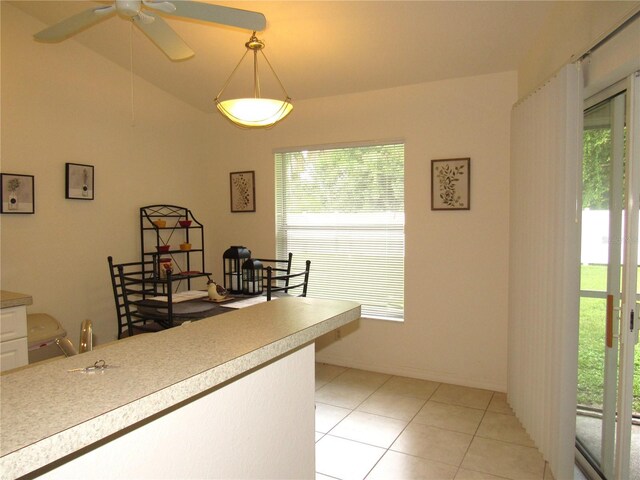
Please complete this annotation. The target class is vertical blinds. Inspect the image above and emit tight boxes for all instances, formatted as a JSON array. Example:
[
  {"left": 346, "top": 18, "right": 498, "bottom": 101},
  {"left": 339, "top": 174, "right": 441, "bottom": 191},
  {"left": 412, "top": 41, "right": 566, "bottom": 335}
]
[
  {"left": 275, "top": 142, "right": 405, "bottom": 320},
  {"left": 509, "top": 64, "right": 582, "bottom": 480}
]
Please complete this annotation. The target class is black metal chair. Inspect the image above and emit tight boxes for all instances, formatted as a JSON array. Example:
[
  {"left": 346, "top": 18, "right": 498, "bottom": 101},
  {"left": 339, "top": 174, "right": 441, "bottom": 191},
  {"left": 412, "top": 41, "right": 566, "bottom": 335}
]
[
  {"left": 109, "top": 256, "right": 227, "bottom": 339},
  {"left": 255, "top": 252, "right": 293, "bottom": 290},
  {"left": 108, "top": 256, "right": 169, "bottom": 339},
  {"left": 266, "top": 260, "right": 311, "bottom": 301}
]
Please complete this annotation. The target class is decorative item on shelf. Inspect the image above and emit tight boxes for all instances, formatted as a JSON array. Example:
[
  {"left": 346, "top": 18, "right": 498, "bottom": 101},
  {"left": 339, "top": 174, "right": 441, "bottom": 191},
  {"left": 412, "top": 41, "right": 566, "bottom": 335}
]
[
  {"left": 215, "top": 32, "right": 292, "bottom": 129},
  {"left": 153, "top": 219, "right": 167, "bottom": 228},
  {"left": 223, "top": 246, "right": 251, "bottom": 293},
  {"left": 179, "top": 242, "right": 191, "bottom": 251},
  {"left": 158, "top": 258, "right": 172, "bottom": 279},
  {"left": 179, "top": 220, "right": 192, "bottom": 227},
  {"left": 242, "top": 259, "right": 263, "bottom": 295},
  {"left": 207, "top": 280, "right": 228, "bottom": 301},
  {"left": 156, "top": 245, "right": 171, "bottom": 252}
]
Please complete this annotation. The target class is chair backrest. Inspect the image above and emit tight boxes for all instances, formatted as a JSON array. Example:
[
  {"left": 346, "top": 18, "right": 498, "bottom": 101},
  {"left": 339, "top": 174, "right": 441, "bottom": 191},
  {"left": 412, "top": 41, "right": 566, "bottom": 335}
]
[
  {"left": 108, "top": 256, "right": 164, "bottom": 339},
  {"left": 255, "top": 252, "right": 293, "bottom": 290},
  {"left": 266, "top": 260, "right": 310, "bottom": 301}
]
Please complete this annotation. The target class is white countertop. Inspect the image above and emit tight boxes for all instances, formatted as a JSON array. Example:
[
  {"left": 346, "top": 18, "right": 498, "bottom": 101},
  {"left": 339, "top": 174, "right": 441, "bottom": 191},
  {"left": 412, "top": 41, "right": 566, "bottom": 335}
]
[
  {"left": 0, "top": 297, "right": 360, "bottom": 479},
  {"left": 0, "top": 290, "right": 33, "bottom": 309}
]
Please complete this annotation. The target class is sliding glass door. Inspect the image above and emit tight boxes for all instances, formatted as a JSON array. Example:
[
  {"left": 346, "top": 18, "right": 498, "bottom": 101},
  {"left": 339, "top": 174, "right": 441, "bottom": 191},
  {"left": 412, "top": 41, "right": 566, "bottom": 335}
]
[{"left": 577, "top": 75, "right": 639, "bottom": 480}]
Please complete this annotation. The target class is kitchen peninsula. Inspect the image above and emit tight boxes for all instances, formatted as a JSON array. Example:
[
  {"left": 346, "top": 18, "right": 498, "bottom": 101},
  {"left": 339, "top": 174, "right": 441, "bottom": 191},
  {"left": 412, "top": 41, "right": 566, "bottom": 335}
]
[{"left": 0, "top": 297, "right": 360, "bottom": 479}]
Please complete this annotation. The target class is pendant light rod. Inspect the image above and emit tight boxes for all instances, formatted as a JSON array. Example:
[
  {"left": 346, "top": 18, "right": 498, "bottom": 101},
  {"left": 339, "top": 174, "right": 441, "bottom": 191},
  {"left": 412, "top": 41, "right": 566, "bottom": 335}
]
[
  {"left": 258, "top": 44, "right": 290, "bottom": 99},
  {"left": 246, "top": 33, "right": 264, "bottom": 99},
  {"left": 253, "top": 46, "right": 260, "bottom": 98},
  {"left": 214, "top": 48, "right": 250, "bottom": 99}
]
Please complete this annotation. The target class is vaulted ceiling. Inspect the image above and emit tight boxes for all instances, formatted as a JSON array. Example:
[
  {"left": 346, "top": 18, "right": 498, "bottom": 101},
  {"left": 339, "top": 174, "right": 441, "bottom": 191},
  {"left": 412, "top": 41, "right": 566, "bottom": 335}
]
[{"left": 12, "top": 1, "right": 559, "bottom": 113}]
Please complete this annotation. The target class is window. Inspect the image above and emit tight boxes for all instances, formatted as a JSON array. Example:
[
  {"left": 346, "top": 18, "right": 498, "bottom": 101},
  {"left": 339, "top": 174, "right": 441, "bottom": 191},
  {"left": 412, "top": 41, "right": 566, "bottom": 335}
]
[{"left": 275, "top": 142, "right": 405, "bottom": 320}]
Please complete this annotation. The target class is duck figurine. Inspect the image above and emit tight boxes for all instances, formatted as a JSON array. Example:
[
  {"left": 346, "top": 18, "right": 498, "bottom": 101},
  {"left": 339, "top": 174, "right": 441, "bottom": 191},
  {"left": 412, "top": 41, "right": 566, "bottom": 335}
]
[{"left": 207, "top": 280, "right": 228, "bottom": 301}]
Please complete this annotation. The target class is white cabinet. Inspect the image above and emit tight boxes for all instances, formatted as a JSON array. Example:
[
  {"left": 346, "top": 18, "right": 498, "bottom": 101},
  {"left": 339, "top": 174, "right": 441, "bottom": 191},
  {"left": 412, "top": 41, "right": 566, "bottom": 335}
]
[{"left": 1, "top": 305, "right": 28, "bottom": 372}]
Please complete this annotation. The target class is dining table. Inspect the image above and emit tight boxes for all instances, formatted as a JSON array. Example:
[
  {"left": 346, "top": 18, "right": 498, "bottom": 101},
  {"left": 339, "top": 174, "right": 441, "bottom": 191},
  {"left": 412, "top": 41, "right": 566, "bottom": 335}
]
[{"left": 132, "top": 290, "right": 288, "bottom": 327}]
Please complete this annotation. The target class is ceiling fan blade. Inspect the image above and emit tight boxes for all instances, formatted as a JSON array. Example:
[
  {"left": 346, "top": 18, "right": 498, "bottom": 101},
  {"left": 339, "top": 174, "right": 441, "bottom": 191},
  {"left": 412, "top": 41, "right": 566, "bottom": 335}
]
[
  {"left": 133, "top": 13, "right": 195, "bottom": 61},
  {"left": 143, "top": 1, "right": 176, "bottom": 14},
  {"left": 170, "top": 1, "right": 266, "bottom": 32},
  {"left": 34, "top": 6, "right": 115, "bottom": 42}
]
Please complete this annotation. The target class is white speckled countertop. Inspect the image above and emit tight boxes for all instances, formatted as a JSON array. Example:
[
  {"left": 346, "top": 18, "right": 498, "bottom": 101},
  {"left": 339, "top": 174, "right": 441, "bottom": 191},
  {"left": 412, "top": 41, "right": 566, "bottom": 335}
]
[
  {"left": 0, "top": 297, "right": 360, "bottom": 480},
  {"left": 0, "top": 291, "right": 33, "bottom": 309}
]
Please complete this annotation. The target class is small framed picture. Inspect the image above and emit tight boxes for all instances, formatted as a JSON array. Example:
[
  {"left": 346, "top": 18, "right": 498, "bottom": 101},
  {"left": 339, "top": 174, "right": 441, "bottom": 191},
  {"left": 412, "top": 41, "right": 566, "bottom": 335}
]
[
  {"left": 1, "top": 173, "right": 35, "bottom": 214},
  {"left": 431, "top": 158, "right": 470, "bottom": 210},
  {"left": 230, "top": 171, "right": 255, "bottom": 212},
  {"left": 66, "top": 163, "right": 94, "bottom": 200}
]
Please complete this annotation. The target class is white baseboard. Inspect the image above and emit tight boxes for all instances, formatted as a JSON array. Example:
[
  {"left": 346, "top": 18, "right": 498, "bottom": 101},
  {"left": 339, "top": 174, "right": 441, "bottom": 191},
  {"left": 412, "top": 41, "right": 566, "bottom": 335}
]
[{"left": 315, "top": 352, "right": 506, "bottom": 393}]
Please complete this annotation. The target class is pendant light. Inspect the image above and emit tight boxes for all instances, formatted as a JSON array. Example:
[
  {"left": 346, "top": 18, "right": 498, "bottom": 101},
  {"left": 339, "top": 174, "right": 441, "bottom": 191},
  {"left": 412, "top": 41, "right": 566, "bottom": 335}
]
[{"left": 215, "top": 33, "right": 293, "bottom": 129}]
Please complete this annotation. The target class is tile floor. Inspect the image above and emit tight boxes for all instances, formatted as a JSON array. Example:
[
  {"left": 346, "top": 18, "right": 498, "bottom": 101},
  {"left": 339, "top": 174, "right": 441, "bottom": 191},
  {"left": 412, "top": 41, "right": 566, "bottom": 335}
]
[{"left": 315, "top": 363, "right": 555, "bottom": 480}]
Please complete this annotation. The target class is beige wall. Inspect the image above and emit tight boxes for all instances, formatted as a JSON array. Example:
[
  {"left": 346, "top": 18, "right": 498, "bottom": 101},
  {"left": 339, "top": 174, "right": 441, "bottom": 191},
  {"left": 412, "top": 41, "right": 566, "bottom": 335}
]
[
  {"left": 2, "top": 1, "right": 516, "bottom": 389},
  {"left": 0, "top": 4, "right": 215, "bottom": 345},
  {"left": 3, "top": 1, "right": 518, "bottom": 391},
  {"left": 1, "top": 0, "right": 633, "bottom": 407},
  {"left": 517, "top": 1, "right": 640, "bottom": 98},
  {"left": 208, "top": 72, "right": 517, "bottom": 391}
]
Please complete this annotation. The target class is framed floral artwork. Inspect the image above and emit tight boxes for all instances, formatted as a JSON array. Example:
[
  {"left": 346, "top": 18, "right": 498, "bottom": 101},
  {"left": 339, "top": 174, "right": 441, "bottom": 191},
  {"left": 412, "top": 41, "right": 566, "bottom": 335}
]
[
  {"left": 431, "top": 158, "right": 470, "bottom": 210},
  {"left": 230, "top": 171, "right": 255, "bottom": 212},
  {"left": 66, "top": 163, "right": 94, "bottom": 200},
  {"left": 1, "top": 173, "right": 35, "bottom": 214}
]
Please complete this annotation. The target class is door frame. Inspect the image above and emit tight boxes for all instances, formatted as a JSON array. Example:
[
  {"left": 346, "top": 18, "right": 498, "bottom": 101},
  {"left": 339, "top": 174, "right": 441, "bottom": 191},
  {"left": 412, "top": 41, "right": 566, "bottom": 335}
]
[
  {"left": 613, "top": 71, "right": 639, "bottom": 480},
  {"left": 577, "top": 71, "right": 640, "bottom": 480}
]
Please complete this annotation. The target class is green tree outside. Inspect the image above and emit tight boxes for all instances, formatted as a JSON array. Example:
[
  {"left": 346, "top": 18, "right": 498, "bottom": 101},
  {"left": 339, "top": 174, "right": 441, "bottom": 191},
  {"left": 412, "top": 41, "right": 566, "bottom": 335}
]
[{"left": 581, "top": 120, "right": 639, "bottom": 415}]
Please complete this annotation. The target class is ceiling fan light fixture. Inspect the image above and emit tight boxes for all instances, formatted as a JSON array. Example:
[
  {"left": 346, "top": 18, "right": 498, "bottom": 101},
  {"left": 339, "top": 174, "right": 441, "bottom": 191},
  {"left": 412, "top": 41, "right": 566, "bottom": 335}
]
[{"left": 215, "top": 33, "right": 293, "bottom": 129}]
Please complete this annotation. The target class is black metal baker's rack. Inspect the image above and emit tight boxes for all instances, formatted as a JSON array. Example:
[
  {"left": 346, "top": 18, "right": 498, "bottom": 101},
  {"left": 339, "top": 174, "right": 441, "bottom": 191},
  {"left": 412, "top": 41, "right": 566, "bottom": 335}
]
[{"left": 140, "top": 205, "right": 211, "bottom": 292}]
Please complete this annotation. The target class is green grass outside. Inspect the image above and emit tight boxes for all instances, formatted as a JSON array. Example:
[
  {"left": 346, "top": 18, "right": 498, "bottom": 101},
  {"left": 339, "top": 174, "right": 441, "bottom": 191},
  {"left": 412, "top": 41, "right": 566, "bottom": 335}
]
[{"left": 578, "top": 265, "right": 640, "bottom": 413}]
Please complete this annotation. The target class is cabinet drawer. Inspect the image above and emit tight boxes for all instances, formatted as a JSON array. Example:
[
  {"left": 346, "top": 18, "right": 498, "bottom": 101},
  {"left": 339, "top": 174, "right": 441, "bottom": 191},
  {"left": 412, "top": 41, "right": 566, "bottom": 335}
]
[
  {"left": 1, "top": 306, "right": 28, "bottom": 342},
  {"left": 0, "top": 337, "right": 29, "bottom": 372}
]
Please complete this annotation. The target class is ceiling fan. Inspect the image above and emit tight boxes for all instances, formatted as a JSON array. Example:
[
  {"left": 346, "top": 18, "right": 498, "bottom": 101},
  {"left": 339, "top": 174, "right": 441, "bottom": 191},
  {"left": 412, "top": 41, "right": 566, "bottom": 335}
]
[{"left": 33, "top": 0, "right": 266, "bottom": 61}]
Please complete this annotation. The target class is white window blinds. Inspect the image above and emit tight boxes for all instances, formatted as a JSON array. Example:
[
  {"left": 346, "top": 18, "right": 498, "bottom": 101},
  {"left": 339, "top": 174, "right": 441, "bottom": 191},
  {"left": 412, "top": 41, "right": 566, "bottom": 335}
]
[{"left": 275, "top": 142, "right": 405, "bottom": 320}]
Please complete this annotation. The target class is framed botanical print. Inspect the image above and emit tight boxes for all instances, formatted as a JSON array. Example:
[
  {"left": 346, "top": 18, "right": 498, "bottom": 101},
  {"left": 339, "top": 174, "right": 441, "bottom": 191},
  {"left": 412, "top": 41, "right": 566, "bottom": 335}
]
[
  {"left": 230, "top": 171, "right": 255, "bottom": 212},
  {"left": 431, "top": 158, "right": 470, "bottom": 210}
]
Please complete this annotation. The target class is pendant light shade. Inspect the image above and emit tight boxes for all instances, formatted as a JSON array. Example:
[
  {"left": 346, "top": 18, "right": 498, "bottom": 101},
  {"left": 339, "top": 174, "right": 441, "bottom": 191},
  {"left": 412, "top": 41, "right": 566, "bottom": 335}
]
[
  {"left": 215, "top": 33, "right": 292, "bottom": 129},
  {"left": 217, "top": 98, "right": 293, "bottom": 128}
]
